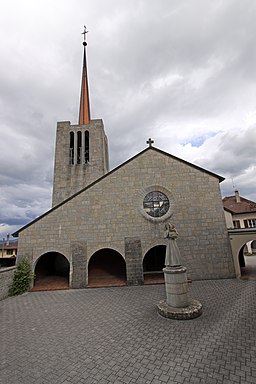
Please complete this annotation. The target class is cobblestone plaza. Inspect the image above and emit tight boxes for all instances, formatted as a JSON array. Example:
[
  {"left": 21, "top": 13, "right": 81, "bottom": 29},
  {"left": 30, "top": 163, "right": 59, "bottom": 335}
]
[{"left": 1, "top": 279, "right": 255, "bottom": 384}]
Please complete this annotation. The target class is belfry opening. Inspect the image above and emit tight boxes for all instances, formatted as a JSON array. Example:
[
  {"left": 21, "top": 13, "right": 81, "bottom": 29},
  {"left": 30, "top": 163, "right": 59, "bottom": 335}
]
[
  {"left": 69, "top": 130, "right": 90, "bottom": 165},
  {"left": 84, "top": 130, "right": 89, "bottom": 162}
]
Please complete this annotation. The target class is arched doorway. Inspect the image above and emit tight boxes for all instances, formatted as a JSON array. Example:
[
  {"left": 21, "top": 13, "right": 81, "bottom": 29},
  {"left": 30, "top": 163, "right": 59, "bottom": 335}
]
[
  {"left": 239, "top": 243, "right": 256, "bottom": 280},
  {"left": 33, "top": 252, "right": 70, "bottom": 291},
  {"left": 143, "top": 245, "right": 166, "bottom": 285},
  {"left": 88, "top": 249, "right": 126, "bottom": 287}
]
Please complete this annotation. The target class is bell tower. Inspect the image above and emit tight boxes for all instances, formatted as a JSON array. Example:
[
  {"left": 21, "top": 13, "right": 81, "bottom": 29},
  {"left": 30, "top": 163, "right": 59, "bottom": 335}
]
[{"left": 52, "top": 27, "right": 109, "bottom": 207}]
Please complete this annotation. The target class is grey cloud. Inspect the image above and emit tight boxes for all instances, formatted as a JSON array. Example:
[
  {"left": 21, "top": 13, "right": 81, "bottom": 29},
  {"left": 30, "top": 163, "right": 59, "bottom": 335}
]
[{"left": 196, "top": 126, "right": 256, "bottom": 176}]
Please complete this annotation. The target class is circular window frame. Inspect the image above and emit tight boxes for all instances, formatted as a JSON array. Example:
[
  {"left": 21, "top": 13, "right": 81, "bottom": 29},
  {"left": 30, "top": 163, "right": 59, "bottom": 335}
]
[
  {"left": 143, "top": 191, "right": 170, "bottom": 218},
  {"left": 139, "top": 186, "right": 175, "bottom": 223}
]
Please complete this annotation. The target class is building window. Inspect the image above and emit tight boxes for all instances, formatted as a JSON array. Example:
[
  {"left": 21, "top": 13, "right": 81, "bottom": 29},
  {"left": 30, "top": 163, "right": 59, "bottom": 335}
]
[
  {"left": 84, "top": 130, "right": 89, "bottom": 163},
  {"left": 143, "top": 191, "right": 169, "bottom": 218},
  {"left": 233, "top": 220, "right": 241, "bottom": 229},
  {"left": 6, "top": 249, "right": 14, "bottom": 255},
  {"left": 77, "top": 131, "right": 82, "bottom": 164},
  {"left": 244, "top": 219, "right": 256, "bottom": 228},
  {"left": 69, "top": 132, "right": 74, "bottom": 164}
]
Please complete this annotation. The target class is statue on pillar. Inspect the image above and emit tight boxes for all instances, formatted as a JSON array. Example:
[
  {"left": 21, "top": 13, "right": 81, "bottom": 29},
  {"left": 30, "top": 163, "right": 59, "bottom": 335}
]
[
  {"left": 157, "top": 223, "right": 202, "bottom": 319},
  {"left": 164, "top": 223, "right": 181, "bottom": 267}
]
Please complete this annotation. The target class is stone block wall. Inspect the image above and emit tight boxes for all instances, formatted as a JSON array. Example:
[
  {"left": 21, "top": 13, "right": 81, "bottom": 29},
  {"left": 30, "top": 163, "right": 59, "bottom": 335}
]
[{"left": 0, "top": 266, "right": 16, "bottom": 301}]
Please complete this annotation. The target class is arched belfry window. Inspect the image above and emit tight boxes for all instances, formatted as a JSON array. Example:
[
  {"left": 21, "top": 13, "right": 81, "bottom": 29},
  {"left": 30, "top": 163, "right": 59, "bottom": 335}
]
[
  {"left": 84, "top": 130, "right": 89, "bottom": 163},
  {"left": 77, "top": 131, "right": 82, "bottom": 164},
  {"left": 69, "top": 132, "right": 74, "bottom": 164}
]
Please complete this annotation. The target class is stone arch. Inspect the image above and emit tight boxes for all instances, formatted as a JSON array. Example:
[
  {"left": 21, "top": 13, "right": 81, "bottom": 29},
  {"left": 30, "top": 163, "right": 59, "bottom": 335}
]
[
  {"left": 238, "top": 243, "right": 256, "bottom": 279},
  {"left": 88, "top": 248, "right": 126, "bottom": 287},
  {"left": 228, "top": 230, "right": 256, "bottom": 278},
  {"left": 33, "top": 252, "right": 70, "bottom": 291},
  {"left": 143, "top": 245, "right": 166, "bottom": 284},
  {"left": 252, "top": 240, "right": 256, "bottom": 253},
  {"left": 238, "top": 246, "right": 245, "bottom": 268}
]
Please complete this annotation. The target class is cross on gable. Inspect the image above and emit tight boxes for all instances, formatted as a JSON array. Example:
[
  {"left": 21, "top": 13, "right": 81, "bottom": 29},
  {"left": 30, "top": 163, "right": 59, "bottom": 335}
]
[{"left": 146, "top": 138, "right": 154, "bottom": 147}]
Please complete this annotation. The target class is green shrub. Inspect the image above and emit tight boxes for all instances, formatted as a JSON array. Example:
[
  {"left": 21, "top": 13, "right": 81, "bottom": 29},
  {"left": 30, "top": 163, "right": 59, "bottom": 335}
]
[{"left": 9, "top": 258, "right": 34, "bottom": 296}]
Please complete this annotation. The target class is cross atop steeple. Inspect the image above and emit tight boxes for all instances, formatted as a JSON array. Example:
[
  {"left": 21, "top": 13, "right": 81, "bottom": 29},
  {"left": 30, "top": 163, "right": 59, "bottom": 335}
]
[
  {"left": 79, "top": 26, "right": 91, "bottom": 125},
  {"left": 147, "top": 138, "right": 154, "bottom": 147},
  {"left": 81, "top": 25, "right": 89, "bottom": 45}
]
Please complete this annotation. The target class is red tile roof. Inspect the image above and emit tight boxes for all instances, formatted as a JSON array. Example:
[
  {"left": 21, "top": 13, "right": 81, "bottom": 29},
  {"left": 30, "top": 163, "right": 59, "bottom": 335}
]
[
  {"left": 1, "top": 241, "right": 18, "bottom": 250},
  {"left": 223, "top": 195, "right": 256, "bottom": 214}
]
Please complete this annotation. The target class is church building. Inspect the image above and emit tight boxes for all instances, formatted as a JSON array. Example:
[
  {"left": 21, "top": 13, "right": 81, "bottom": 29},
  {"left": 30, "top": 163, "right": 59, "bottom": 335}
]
[{"left": 14, "top": 35, "right": 235, "bottom": 290}]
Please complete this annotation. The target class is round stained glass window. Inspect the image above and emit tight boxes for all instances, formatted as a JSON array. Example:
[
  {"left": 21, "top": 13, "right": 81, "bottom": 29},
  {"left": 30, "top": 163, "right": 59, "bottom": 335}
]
[{"left": 143, "top": 191, "right": 170, "bottom": 218}]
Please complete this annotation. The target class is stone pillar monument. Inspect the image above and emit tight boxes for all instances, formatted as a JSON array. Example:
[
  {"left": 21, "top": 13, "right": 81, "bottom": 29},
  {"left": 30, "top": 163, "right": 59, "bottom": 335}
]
[{"left": 157, "top": 223, "right": 202, "bottom": 320}]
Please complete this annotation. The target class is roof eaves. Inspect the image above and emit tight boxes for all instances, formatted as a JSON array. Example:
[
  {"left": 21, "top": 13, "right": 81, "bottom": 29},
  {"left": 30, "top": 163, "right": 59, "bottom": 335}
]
[{"left": 151, "top": 147, "right": 225, "bottom": 182}]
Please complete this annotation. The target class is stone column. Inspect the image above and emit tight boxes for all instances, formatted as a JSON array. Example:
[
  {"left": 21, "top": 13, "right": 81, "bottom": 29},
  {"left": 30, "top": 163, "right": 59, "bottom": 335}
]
[
  {"left": 164, "top": 266, "right": 190, "bottom": 308},
  {"left": 125, "top": 237, "right": 144, "bottom": 285},
  {"left": 71, "top": 241, "right": 87, "bottom": 288}
]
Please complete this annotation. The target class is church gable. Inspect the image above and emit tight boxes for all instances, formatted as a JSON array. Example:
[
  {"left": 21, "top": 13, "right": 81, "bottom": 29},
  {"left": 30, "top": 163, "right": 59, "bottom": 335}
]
[
  {"left": 15, "top": 146, "right": 223, "bottom": 237},
  {"left": 17, "top": 147, "right": 225, "bottom": 250}
]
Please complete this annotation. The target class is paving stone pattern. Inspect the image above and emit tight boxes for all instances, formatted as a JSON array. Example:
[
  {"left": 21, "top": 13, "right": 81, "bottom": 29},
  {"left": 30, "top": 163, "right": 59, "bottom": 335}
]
[{"left": 1, "top": 279, "right": 256, "bottom": 384}]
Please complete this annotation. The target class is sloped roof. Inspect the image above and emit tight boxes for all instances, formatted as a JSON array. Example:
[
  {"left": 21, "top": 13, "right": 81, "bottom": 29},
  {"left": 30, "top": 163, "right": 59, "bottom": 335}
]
[
  {"left": 4, "top": 242, "right": 18, "bottom": 250},
  {"left": 13, "top": 146, "right": 224, "bottom": 236},
  {"left": 223, "top": 195, "right": 256, "bottom": 214}
]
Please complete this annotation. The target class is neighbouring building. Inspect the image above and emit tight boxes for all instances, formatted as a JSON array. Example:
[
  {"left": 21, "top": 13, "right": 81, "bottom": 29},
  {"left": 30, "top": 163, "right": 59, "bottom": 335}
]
[
  {"left": 0, "top": 237, "right": 17, "bottom": 268},
  {"left": 13, "top": 35, "right": 235, "bottom": 289},
  {"left": 223, "top": 190, "right": 256, "bottom": 230},
  {"left": 223, "top": 190, "right": 256, "bottom": 256}
]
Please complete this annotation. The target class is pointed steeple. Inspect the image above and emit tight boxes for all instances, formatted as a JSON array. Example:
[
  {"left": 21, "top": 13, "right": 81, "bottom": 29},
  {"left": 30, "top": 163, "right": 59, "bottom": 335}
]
[{"left": 79, "top": 26, "right": 91, "bottom": 125}]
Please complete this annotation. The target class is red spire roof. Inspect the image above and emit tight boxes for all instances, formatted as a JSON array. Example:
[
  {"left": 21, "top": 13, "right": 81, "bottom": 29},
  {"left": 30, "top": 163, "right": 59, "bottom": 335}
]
[{"left": 78, "top": 28, "right": 90, "bottom": 125}]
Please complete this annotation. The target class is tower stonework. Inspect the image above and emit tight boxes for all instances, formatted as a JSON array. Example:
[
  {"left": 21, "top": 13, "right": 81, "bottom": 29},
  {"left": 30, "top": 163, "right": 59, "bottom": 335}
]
[{"left": 52, "top": 119, "right": 109, "bottom": 207}]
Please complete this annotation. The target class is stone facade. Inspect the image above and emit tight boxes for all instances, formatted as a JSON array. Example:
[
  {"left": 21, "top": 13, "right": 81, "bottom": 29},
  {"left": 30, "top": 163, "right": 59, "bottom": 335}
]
[
  {"left": 0, "top": 266, "right": 16, "bottom": 301},
  {"left": 17, "top": 147, "right": 235, "bottom": 287}
]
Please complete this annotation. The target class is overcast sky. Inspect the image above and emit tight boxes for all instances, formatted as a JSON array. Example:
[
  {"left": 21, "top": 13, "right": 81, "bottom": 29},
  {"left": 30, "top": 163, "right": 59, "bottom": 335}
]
[{"left": 0, "top": 0, "right": 256, "bottom": 239}]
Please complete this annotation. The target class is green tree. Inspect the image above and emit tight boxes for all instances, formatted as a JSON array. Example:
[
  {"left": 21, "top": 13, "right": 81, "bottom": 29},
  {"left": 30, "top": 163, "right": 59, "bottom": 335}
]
[{"left": 9, "top": 258, "right": 34, "bottom": 296}]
